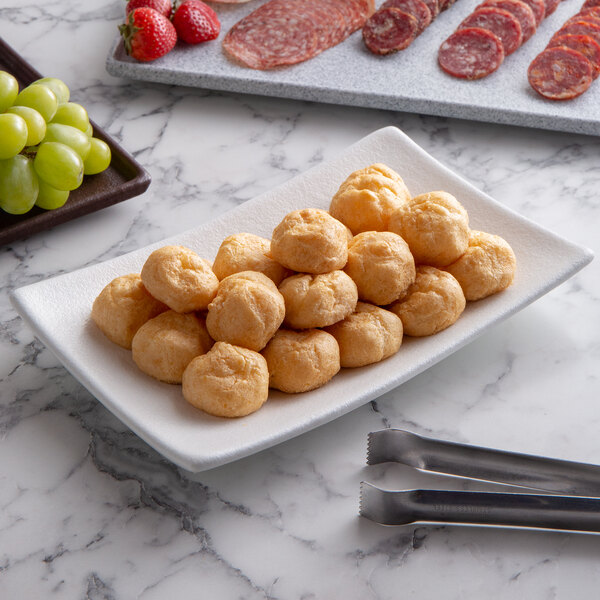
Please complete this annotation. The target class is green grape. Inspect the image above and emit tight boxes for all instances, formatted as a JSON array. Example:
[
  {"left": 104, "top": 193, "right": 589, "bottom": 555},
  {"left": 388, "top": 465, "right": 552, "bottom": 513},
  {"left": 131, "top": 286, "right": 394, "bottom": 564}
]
[
  {"left": 0, "top": 155, "right": 39, "bottom": 215},
  {"left": 35, "top": 178, "right": 69, "bottom": 210},
  {"left": 0, "top": 71, "right": 19, "bottom": 112},
  {"left": 85, "top": 122, "right": 93, "bottom": 137},
  {"left": 34, "top": 141, "right": 83, "bottom": 191},
  {"left": 43, "top": 123, "right": 91, "bottom": 160},
  {"left": 6, "top": 106, "right": 46, "bottom": 146},
  {"left": 16, "top": 83, "right": 58, "bottom": 122},
  {"left": 50, "top": 102, "right": 89, "bottom": 132},
  {"left": 83, "top": 137, "right": 111, "bottom": 175},
  {"left": 0, "top": 113, "right": 28, "bottom": 159},
  {"left": 34, "top": 77, "right": 70, "bottom": 104}
]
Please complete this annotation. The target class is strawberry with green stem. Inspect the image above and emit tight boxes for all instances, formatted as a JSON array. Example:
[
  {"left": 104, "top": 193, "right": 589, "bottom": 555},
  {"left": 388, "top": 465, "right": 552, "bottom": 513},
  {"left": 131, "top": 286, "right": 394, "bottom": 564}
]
[{"left": 119, "top": 7, "right": 177, "bottom": 62}]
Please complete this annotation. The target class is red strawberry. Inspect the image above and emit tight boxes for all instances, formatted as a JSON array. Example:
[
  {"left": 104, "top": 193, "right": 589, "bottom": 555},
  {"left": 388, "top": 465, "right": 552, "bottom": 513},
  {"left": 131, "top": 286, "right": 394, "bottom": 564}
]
[
  {"left": 119, "top": 7, "right": 177, "bottom": 62},
  {"left": 172, "top": 0, "right": 220, "bottom": 44},
  {"left": 125, "top": 0, "right": 173, "bottom": 18}
]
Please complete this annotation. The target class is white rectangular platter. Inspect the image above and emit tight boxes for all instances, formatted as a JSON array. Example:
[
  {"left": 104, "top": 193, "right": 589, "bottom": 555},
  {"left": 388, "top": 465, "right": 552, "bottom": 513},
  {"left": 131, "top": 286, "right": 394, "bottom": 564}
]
[
  {"left": 106, "top": 0, "right": 600, "bottom": 136},
  {"left": 10, "top": 127, "right": 593, "bottom": 472}
]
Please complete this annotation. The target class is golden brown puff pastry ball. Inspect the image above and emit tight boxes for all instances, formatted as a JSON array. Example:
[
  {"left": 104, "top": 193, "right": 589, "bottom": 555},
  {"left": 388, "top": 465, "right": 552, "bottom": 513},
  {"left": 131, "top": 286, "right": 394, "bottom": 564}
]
[
  {"left": 270, "top": 208, "right": 348, "bottom": 274},
  {"left": 131, "top": 310, "right": 213, "bottom": 383},
  {"left": 388, "top": 191, "right": 469, "bottom": 268},
  {"left": 444, "top": 230, "right": 517, "bottom": 301},
  {"left": 206, "top": 271, "right": 285, "bottom": 351},
  {"left": 278, "top": 270, "right": 358, "bottom": 329},
  {"left": 91, "top": 273, "right": 168, "bottom": 349},
  {"left": 344, "top": 231, "right": 416, "bottom": 306},
  {"left": 324, "top": 302, "right": 403, "bottom": 368},
  {"left": 261, "top": 329, "right": 340, "bottom": 393},
  {"left": 141, "top": 245, "right": 219, "bottom": 313},
  {"left": 389, "top": 266, "right": 466, "bottom": 337},
  {"left": 212, "top": 232, "right": 291, "bottom": 285},
  {"left": 182, "top": 342, "right": 269, "bottom": 418},
  {"left": 329, "top": 163, "right": 410, "bottom": 234}
]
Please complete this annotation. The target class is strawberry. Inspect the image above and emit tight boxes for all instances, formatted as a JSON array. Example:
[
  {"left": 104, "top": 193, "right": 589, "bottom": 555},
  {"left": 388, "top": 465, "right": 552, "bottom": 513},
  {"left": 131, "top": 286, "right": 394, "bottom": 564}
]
[
  {"left": 119, "top": 7, "right": 177, "bottom": 62},
  {"left": 125, "top": 0, "right": 173, "bottom": 18},
  {"left": 172, "top": 0, "right": 220, "bottom": 44}
]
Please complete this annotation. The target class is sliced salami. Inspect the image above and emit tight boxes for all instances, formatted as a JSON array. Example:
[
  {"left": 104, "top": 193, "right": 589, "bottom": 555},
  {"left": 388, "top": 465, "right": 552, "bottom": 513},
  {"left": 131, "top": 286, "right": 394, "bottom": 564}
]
[
  {"left": 479, "top": 0, "right": 537, "bottom": 42},
  {"left": 438, "top": 27, "right": 505, "bottom": 78},
  {"left": 547, "top": 33, "right": 600, "bottom": 78},
  {"left": 519, "top": 0, "right": 545, "bottom": 25},
  {"left": 223, "top": 0, "right": 371, "bottom": 70},
  {"left": 382, "top": 0, "right": 433, "bottom": 33},
  {"left": 582, "top": 0, "right": 600, "bottom": 9},
  {"left": 566, "top": 13, "right": 600, "bottom": 26},
  {"left": 528, "top": 46, "right": 593, "bottom": 99},
  {"left": 459, "top": 7, "right": 523, "bottom": 54},
  {"left": 363, "top": 7, "right": 418, "bottom": 54},
  {"left": 555, "top": 20, "right": 600, "bottom": 45},
  {"left": 579, "top": 6, "right": 600, "bottom": 19},
  {"left": 423, "top": 0, "right": 441, "bottom": 18},
  {"left": 439, "top": 0, "right": 459, "bottom": 11},
  {"left": 543, "top": 0, "right": 562, "bottom": 16}
]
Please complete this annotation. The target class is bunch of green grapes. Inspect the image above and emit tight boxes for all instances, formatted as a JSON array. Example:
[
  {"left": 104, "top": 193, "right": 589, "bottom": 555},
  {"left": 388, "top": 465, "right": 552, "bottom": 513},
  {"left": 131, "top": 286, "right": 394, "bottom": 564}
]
[{"left": 0, "top": 71, "right": 112, "bottom": 215}]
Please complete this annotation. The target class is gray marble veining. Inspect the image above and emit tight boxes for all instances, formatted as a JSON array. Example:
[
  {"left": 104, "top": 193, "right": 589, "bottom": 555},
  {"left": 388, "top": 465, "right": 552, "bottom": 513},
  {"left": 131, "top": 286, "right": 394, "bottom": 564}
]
[{"left": 1, "top": 1, "right": 600, "bottom": 597}]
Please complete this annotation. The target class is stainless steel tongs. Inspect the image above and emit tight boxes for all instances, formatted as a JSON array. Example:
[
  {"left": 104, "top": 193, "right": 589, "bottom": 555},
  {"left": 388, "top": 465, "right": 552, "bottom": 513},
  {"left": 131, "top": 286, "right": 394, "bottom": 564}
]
[{"left": 360, "top": 429, "right": 600, "bottom": 532}]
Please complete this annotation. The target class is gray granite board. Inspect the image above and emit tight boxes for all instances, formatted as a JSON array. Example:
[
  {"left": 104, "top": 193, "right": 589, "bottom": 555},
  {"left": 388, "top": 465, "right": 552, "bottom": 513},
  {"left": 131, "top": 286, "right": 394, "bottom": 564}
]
[{"left": 106, "top": 0, "right": 600, "bottom": 136}]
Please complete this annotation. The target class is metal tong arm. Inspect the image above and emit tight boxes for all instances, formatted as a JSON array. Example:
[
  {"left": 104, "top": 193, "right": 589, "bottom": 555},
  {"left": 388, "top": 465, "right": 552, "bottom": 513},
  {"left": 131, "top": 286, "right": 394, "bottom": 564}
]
[
  {"left": 360, "top": 483, "right": 600, "bottom": 531},
  {"left": 367, "top": 429, "right": 600, "bottom": 496}
]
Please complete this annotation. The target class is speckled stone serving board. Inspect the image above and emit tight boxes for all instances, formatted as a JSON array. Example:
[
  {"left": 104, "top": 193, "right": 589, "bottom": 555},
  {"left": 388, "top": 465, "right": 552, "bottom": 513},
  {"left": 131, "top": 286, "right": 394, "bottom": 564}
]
[{"left": 106, "top": 0, "right": 600, "bottom": 136}]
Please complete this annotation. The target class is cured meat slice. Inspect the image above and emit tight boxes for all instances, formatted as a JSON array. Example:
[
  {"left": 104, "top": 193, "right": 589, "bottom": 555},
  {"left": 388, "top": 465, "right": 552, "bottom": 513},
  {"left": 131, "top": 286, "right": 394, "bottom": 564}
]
[
  {"left": 382, "top": 0, "right": 433, "bottom": 33},
  {"left": 438, "top": 27, "right": 505, "bottom": 78},
  {"left": 423, "top": 0, "right": 441, "bottom": 18},
  {"left": 298, "top": 0, "right": 347, "bottom": 47},
  {"left": 579, "top": 6, "right": 600, "bottom": 19},
  {"left": 543, "top": 0, "right": 562, "bottom": 16},
  {"left": 582, "top": 0, "right": 600, "bottom": 9},
  {"left": 555, "top": 20, "right": 600, "bottom": 44},
  {"left": 528, "top": 46, "right": 593, "bottom": 99},
  {"left": 439, "top": 0, "right": 459, "bottom": 11},
  {"left": 363, "top": 7, "right": 418, "bottom": 53},
  {"left": 547, "top": 33, "right": 600, "bottom": 78},
  {"left": 333, "top": 0, "right": 375, "bottom": 35},
  {"left": 519, "top": 0, "right": 545, "bottom": 25},
  {"left": 479, "top": 0, "right": 536, "bottom": 42},
  {"left": 223, "top": 0, "right": 371, "bottom": 70},
  {"left": 566, "top": 13, "right": 600, "bottom": 26},
  {"left": 459, "top": 7, "right": 523, "bottom": 54}
]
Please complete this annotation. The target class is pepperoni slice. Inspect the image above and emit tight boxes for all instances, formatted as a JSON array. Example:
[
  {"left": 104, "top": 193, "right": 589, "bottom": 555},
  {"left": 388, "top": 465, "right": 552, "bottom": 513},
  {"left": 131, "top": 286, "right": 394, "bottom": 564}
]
[
  {"left": 459, "top": 7, "right": 523, "bottom": 54},
  {"left": 382, "top": 0, "right": 432, "bottom": 33},
  {"left": 423, "top": 0, "right": 441, "bottom": 18},
  {"left": 480, "top": 0, "right": 536, "bottom": 41},
  {"left": 578, "top": 6, "right": 600, "bottom": 19},
  {"left": 528, "top": 46, "right": 593, "bottom": 99},
  {"left": 547, "top": 33, "right": 600, "bottom": 78},
  {"left": 543, "top": 0, "right": 562, "bottom": 16},
  {"left": 439, "top": 27, "right": 505, "bottom": 78},
  {"left": 363, "top": 7, "right": 419, "bottom": 53},
  {"left": 519, "top": 0, "right": 545, "bottom": 25},
  {"left": 567, "top": 13, "right": 600, "bottom": 26},
  {"left": 439, "top": 0, "right": 459, "bottom": 11},
  {"left": 555, "top": 20, "right": 600, "bottom": 45},
  {"left": 582, "top": 0, "right": 600, "bottom": 10}
]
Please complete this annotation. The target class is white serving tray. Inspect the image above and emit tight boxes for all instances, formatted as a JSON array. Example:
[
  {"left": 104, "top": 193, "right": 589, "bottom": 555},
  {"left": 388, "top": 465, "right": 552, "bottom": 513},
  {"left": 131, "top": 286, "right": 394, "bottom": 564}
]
[
  {"left": 106, "top": 0, "right": 600, "bottom": 136},
  {"left": 10, "top": 127, "right": 593, "bottom": 472}
]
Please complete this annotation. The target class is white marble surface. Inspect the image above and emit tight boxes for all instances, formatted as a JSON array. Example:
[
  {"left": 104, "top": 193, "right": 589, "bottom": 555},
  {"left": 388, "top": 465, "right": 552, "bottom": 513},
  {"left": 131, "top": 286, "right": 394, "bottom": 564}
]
[{"left": 1, "top": 0, "right": 600, "bottom": 597}]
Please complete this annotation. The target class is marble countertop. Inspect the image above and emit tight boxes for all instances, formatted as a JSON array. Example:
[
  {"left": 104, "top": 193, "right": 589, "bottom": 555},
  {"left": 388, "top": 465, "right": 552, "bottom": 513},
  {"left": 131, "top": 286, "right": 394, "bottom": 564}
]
[{"left": 1, "top": 1, "right": 600, "bottom": 597}]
